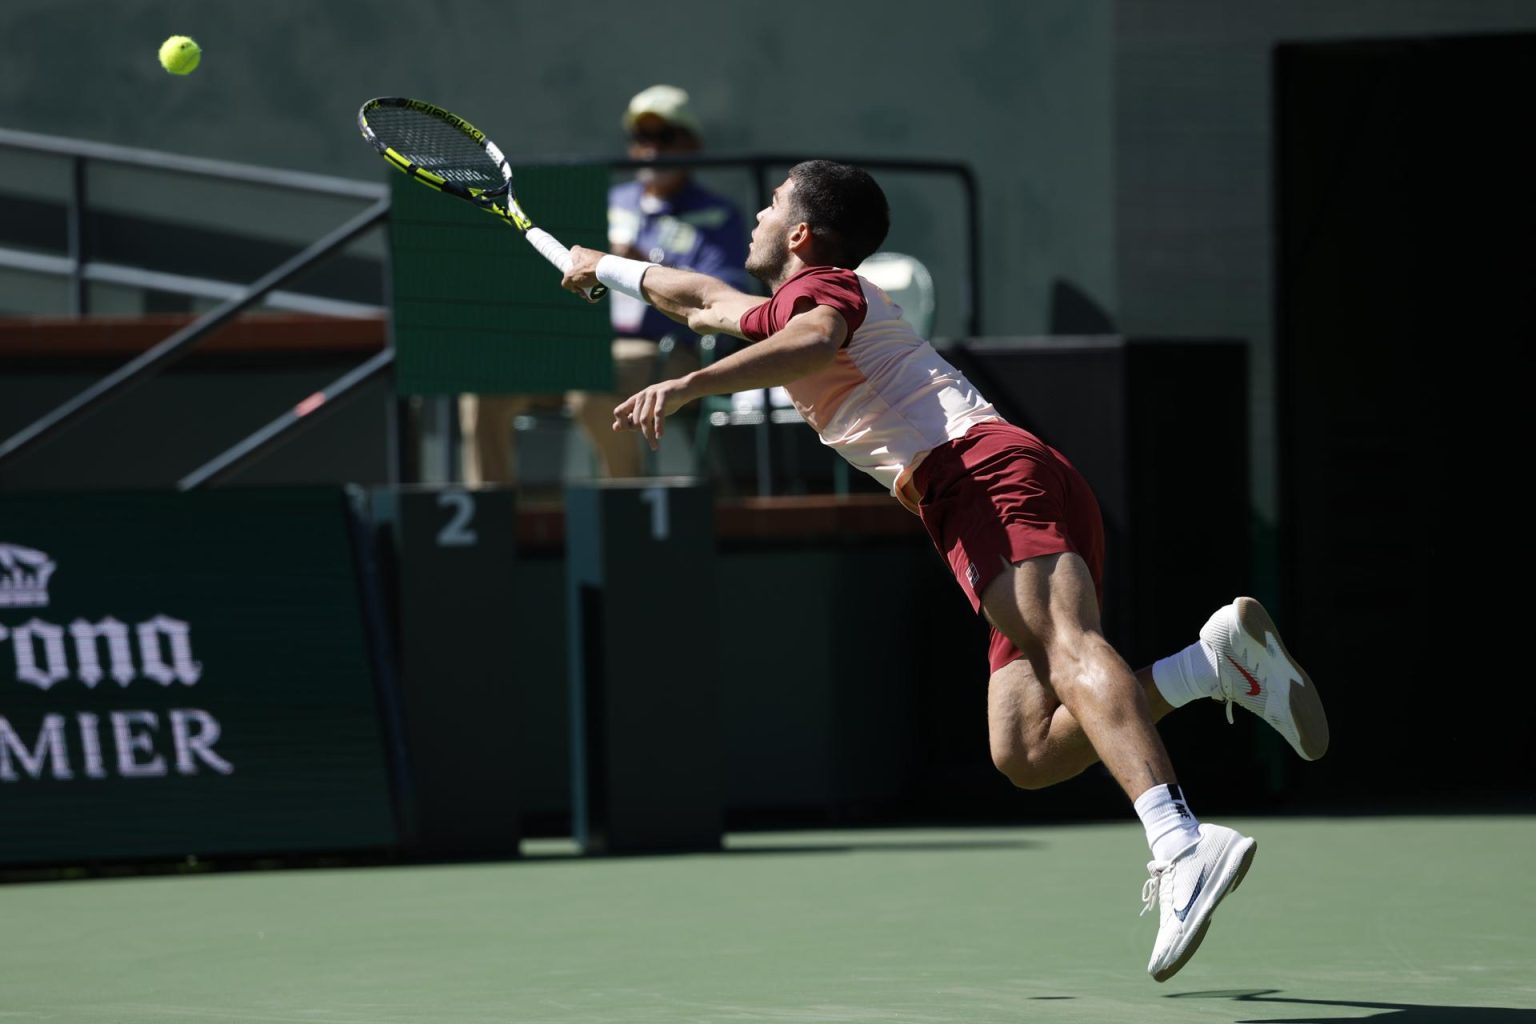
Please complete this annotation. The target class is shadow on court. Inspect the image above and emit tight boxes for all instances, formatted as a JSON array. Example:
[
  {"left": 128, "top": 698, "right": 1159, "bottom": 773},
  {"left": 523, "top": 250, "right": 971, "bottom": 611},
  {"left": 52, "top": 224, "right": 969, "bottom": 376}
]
[
  {"left": 722, "top": 838, "right": 1044, "bottom": 857},
  {"left": 1170, "top": 989, "right": 1536, "bottom": 1023},
  {"left": 518, "top": 837, "right": 1044, "bottom": 862}
]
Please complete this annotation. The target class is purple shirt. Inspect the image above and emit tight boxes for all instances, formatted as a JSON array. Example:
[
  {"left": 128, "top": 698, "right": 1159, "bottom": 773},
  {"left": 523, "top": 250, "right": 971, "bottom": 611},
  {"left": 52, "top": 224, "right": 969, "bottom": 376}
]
[{"left": 607, "top": 178, "right": 750, "bottom": 345}]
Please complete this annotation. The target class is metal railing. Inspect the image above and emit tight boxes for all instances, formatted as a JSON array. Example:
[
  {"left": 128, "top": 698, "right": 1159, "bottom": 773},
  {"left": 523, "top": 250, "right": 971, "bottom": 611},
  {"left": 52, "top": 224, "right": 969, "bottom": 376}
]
[
  {"left": 0, "top": 131, "right": 983, "bottom": 491},
  {"left": 0, "top": 126, "right": 387, "bottom": 317},
  {"left": 0, "top": 128, "right": 393, "bottom": 478},
  {"left": 0, "top": 197, "right": 391, "bottom": 470}
]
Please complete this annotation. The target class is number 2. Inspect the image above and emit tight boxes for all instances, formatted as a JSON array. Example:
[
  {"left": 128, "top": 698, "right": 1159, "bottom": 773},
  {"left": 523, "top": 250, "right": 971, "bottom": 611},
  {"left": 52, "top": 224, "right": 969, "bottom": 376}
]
[{"left": 436, "top": 489, "right": 478, "bottom": 547}]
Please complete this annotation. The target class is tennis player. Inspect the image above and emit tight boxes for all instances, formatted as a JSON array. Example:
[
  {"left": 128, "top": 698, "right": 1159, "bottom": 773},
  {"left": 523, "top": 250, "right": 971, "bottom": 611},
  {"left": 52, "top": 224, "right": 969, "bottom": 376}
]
[{"left": 560, "top": 159, "right": 1328, "bottom": 982}]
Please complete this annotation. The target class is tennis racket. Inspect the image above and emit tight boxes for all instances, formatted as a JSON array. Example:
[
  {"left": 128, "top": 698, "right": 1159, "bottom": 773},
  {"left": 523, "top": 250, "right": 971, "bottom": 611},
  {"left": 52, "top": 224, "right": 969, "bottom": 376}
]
[{"left": 357, "top": 96, "right": 606, "bottom": 300}]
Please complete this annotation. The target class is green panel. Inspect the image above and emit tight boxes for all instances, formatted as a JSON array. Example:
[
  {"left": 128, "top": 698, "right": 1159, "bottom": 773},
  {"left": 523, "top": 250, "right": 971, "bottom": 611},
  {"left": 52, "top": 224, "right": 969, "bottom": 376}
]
[
  {"left": 389, "top": 166, "right": 612, "bottom": 395},
  {"left": 0, "top": 488, "right": 399, "bottom": 864},
  {"left": 377, "top": 485, "right": 524, "bottom": 859}
]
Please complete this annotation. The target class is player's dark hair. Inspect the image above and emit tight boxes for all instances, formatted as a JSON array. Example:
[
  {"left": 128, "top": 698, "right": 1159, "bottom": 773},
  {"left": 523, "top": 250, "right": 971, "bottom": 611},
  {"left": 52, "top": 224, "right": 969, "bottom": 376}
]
[{"left": 786, "top": 160, "right": 890, "bottom": 268}]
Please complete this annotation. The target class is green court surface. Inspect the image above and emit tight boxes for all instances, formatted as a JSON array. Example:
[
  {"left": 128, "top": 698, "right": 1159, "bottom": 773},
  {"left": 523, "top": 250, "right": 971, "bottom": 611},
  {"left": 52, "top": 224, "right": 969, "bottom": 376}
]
[{"left": 1, "top": 817, "right": 1531, "bottom": 1023}]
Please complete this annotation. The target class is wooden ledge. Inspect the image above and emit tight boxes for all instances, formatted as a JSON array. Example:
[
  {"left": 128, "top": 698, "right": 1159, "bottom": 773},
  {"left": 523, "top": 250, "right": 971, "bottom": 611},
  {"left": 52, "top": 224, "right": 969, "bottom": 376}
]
[
  {"left": 0, "top": 312, "right": 386, "bottom": 363},
  {"left": 513, "top": 492, "right": 923, "bottom": 549}
]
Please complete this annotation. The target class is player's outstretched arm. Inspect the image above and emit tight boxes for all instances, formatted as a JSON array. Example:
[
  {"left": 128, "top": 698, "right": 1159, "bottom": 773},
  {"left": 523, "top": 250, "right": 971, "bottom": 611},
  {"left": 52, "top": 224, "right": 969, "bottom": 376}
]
[
  {"left": 612, "top": 306, "right": 846, "bottom": 450},
  {"left": 562, "top": 246, "right": 762, "bottom": 338},
  {"left": 640, "top": 265, "right": 762, "bottom": 338}
]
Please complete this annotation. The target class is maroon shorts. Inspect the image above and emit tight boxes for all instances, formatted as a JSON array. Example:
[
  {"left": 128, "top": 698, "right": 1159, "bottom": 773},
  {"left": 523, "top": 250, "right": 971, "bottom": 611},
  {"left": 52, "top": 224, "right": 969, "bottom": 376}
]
[{"left": 913, "top": 421, "right": 1106, "bottom": 674}]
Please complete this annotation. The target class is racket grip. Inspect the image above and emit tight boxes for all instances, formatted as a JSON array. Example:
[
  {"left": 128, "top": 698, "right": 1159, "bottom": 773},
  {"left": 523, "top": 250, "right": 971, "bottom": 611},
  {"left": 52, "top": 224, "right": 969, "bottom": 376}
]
[{"left": 526, "top": 227, "right": 607, "bottom": 301}]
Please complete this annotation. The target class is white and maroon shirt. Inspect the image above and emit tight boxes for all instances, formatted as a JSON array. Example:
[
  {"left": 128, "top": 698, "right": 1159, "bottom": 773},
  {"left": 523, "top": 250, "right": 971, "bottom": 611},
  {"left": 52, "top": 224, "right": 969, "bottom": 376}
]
[{"left": 738, "top": 265, "right": 1001, "bottom": 512}]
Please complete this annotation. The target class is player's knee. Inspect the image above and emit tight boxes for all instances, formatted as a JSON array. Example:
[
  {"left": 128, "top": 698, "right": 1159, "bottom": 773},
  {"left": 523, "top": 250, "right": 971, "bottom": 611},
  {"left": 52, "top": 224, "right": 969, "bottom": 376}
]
[
  {"left": 1044, "top": 649, "right": 1120, "bottom": 711},
  {"left": 991, "top": 741, "right": 1057, "bottom": 791}
]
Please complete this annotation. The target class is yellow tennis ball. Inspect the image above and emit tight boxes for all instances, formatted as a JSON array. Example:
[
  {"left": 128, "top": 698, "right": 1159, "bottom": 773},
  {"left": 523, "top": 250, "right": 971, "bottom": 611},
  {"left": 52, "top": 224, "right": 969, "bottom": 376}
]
[{"left": 158, "top": 35, "right": 201, "bottom": 75}]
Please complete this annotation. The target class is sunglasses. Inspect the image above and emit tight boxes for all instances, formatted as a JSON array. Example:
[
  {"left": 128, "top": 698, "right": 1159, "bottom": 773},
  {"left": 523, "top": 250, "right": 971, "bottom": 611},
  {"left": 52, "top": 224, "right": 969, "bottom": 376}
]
[{"left": 630, "top": 125, "right": 685, "bottom": 146}]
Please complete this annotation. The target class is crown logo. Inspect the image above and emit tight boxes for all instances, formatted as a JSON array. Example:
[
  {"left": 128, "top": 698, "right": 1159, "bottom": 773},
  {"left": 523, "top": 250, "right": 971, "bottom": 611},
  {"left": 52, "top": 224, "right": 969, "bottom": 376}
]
[{"left": 0, "top": 543, "right": 56, "bottom": 608}]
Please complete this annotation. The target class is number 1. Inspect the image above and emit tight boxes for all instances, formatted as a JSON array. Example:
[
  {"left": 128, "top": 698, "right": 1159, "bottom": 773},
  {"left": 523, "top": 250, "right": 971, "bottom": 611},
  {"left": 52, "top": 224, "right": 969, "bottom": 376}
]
[{"left": 639, "top": 486, "right": 670, "bottom": 541}]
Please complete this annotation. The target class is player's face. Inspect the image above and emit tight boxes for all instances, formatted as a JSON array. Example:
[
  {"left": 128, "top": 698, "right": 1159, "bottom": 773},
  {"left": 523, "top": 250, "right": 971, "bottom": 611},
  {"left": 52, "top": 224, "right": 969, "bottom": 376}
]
[{"left": 746, "top": 178, "right": 795, "bottom": 283}]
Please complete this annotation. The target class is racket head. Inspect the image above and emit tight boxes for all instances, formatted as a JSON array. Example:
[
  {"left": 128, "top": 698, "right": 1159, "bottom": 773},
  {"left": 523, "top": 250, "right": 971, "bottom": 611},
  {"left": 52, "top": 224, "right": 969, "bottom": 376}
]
[{"left": 358, "top": 97, "right": 532, "bottom": 229}]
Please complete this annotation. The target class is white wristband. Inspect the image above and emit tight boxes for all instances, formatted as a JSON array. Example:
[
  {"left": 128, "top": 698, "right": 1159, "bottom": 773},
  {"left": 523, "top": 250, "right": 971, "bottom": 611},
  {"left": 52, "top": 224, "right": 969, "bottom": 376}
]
[{"left": 595, "top": 254, "right": 656, "bottom": 302}]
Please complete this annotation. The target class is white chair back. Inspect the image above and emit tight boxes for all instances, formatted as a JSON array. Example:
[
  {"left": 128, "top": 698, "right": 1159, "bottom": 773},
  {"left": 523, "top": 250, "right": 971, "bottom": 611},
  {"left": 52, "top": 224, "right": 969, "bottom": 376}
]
[{"left": 857, "top": 251, "right": 937, "bottom": 337}]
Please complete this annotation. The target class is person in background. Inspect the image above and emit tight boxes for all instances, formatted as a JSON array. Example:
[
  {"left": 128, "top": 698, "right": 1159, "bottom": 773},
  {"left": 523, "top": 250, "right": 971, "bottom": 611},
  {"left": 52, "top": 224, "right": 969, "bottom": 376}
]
[
  {"left": 458, "top": 84, "right": 748, "bottom": 484},
  {"left": 569, "top": 83, "right": 750, "bottom": 477}
]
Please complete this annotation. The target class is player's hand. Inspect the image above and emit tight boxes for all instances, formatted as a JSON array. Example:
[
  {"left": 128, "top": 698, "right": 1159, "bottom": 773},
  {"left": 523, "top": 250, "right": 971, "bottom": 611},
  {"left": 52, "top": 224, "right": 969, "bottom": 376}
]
[
  {"left": 612, "top": 378, "right": 693, "bottom": 450},
  {"left": 561, "top": 246, "right": 604, "bottom": 302}
]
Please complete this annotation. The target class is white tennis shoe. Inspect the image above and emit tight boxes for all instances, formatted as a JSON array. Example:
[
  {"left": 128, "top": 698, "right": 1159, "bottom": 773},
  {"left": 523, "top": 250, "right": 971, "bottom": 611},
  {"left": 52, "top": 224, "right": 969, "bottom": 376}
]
[
  {"left": 1142, "top": 822, "right": 1257, "bottom": 982},
  {"left": 1201, "top": 596, "right": 1330, "bottom": 761}
]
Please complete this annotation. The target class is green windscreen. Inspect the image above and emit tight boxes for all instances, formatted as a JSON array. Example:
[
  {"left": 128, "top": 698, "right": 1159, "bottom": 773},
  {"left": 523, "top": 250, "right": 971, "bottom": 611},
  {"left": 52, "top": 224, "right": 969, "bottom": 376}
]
[{"left": 388, "top": 165, "right": 613, "bottom": 395}]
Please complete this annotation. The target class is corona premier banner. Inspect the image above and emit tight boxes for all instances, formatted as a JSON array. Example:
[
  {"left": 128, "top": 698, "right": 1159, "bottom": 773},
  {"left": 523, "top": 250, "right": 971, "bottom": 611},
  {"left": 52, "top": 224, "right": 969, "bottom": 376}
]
[{"left": 0, "top": 487, "right": 399, "bottom": 865}]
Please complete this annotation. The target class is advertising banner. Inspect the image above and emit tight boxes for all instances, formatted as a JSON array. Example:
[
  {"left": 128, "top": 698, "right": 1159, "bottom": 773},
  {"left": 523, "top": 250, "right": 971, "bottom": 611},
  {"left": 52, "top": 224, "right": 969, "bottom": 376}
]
[{"left": 0, "top": 487, "right": 399, "bottom": 865}]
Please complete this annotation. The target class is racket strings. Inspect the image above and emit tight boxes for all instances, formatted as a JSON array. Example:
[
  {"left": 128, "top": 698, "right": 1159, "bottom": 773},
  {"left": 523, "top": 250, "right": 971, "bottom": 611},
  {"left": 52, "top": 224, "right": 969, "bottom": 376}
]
[{"left": 369, "top": 107, "right": 505, "bottom": 191}]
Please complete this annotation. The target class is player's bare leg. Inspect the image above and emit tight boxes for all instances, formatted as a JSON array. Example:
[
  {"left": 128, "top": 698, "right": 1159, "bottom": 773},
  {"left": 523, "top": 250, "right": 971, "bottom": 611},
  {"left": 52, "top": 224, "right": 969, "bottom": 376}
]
[
  {"left": 979, "top": 552, "right": 1175, "bottom": 798},
  {"left": 979, "top": 551, "right": 1256, "bottom": 982},
  {"left": 988, "top": 660, "right": 1173, "bottom": 790},
  {"left": 989, "top": 598, "right": 1328, "bottom": 782}
]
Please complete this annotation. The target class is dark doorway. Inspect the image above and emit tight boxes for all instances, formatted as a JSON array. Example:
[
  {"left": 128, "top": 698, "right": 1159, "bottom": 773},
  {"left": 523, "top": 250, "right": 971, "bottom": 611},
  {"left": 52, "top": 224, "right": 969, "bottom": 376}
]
[{"left": 1275, "top": 33, "right": 1535, "bottom": 807}]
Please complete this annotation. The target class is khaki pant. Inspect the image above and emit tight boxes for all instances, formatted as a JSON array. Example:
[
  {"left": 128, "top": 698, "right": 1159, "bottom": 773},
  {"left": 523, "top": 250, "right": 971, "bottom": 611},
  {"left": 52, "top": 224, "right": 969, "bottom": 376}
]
[{"left": 459, "top": 337, "right": 701, "bottom": 485}]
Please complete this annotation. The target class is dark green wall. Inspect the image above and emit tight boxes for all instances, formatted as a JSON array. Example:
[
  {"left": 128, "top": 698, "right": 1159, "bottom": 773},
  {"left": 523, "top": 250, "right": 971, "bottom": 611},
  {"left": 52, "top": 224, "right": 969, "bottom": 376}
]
[
  {"left": 1113, "top": 0, "right": 1536, "bottom": 529},
  {"left": 0, "top": 0, "right": 1113, "bottom": 339}
]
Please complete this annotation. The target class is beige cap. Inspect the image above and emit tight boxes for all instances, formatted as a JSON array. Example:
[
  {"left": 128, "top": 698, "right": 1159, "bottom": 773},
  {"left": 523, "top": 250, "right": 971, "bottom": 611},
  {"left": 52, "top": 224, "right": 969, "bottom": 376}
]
[{"left": 622, "top": 84, "right": 702, "bottom": 137}]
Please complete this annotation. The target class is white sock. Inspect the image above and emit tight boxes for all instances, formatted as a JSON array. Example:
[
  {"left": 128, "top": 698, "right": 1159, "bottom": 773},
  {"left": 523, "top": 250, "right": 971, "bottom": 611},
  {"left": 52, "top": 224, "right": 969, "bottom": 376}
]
[
  {"left": 1134, "top": 783, "right": 1201, "bottom": 862},
  {"left": 1151, "top": 639, "right": 1221, "bottom": 708}
]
